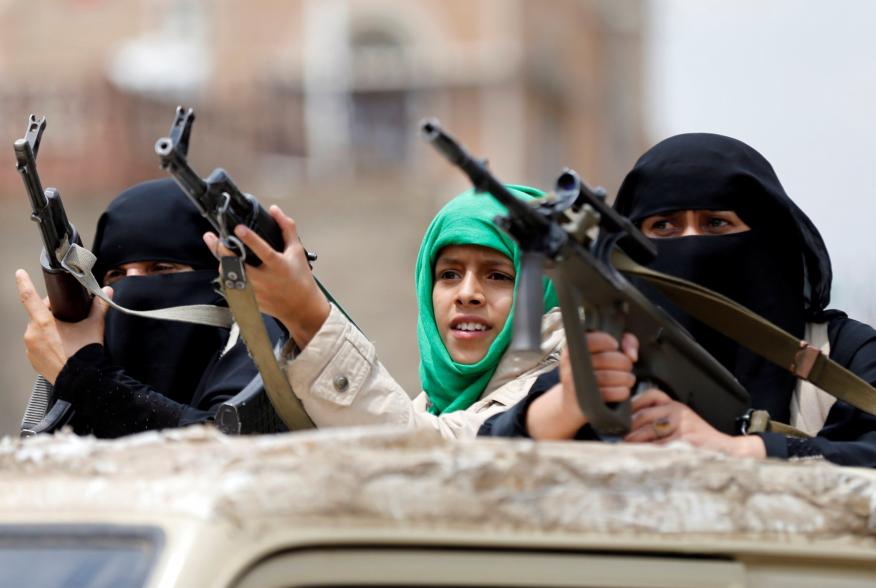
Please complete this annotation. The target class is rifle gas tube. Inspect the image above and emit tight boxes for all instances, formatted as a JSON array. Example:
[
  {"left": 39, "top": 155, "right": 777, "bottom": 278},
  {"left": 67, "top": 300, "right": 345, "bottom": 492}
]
[
  {"left": 14, "top": 114, "right": 93, "bottom": 435},
  {"left": 420, "top": 119, "right": 749, "bottom": 437}
]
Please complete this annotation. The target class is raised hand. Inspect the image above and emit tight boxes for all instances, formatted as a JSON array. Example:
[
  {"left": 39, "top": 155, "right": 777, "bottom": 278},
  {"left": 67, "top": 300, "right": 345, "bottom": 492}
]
[
  {"left": 203, "top": 204, "right": 330, "bottom": 349},
  {"left": 16, "top": 269, "right": 110, "bottom": 384}
]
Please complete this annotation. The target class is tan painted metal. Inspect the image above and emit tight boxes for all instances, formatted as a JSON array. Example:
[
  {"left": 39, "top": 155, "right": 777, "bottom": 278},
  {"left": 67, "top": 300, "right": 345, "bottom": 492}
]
[{"left": 1, "top": 426, "right": 875, "bottom": 587}]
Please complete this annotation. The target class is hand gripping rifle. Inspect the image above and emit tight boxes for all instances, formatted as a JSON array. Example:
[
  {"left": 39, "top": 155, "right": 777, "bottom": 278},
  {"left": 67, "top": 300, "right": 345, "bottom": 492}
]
[
  {"left": 155, "top": 107, "right": 311, "bottom": 267},
  {"left": 155, "top": 107, "right": 346, "bottom": 433},
  {"left": 14, "top": 115, "right": 93, "bottom": 436},
  {"left": 420, "top": 119, "right": 749, "bottom": 437}
]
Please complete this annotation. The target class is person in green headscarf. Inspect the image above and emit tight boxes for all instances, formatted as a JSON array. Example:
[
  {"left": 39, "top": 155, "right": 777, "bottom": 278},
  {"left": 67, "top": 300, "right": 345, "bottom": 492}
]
[
  {"left": 415, "top": 185, "right": 558, "bottom": 416},
  {"left": 205, "top": 185, "right": 636, "bottom": 438}
]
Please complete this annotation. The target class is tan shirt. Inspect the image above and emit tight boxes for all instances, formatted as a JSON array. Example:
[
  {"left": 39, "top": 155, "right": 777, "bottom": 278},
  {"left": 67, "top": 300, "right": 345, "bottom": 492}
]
[{"left": 281, "top": 305, "right": 564, "bottom": 439}]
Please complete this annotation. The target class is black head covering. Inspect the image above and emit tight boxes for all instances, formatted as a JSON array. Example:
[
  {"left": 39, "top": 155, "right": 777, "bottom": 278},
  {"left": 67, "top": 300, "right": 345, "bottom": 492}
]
[
  {"left": 614, "top": 133, "right": 834, "bottom": 421},
  {"left": 615, "top": 133, "right": 832, "bottom": 316},
  {"left": 93, "top": 179, "right": 226, "bottom": 404},
  {"left": 92, "top": 179, "right": 217, "bottom": 284}
]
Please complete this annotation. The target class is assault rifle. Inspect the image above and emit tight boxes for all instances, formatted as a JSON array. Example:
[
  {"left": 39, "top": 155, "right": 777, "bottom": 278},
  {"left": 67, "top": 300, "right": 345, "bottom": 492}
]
[
  {"left": 420, "top": 119, "right": 749, "bottom": 436},
  {"left": 14, "top": 115, "right": 93, "bottom": 436},
  {"left": 155, "top": 107, "right": 342, "bottom": 433},
  {"left": 154, "top": 107, "right": 314, "bottom": 266}
]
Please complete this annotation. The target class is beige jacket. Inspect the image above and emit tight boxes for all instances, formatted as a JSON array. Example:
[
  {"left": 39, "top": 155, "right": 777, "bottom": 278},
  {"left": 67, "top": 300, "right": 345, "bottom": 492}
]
[{"left": 281, "top": 305, "right": 565, "bottom": 438}]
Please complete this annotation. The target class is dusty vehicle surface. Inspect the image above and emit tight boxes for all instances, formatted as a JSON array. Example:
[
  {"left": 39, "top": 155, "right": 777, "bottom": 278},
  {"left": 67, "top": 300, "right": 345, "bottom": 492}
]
[{"left": 1, "top": 426, "right": 875, "bottom": 588}]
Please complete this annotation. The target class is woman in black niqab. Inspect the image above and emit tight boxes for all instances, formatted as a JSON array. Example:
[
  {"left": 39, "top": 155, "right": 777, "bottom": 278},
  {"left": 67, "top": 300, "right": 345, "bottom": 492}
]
[
  {"left": 47, "top": 179, "right": 282, "bottom": 438},
  {"left": 614, "top": 133, "right": 876, "bottom": 466}
]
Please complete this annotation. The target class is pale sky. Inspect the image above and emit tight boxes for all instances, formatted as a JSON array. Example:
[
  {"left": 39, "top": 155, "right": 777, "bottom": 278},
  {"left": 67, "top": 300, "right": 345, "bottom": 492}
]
[{"left": 645, "top": 0, "right": 876, "bottom": 323}]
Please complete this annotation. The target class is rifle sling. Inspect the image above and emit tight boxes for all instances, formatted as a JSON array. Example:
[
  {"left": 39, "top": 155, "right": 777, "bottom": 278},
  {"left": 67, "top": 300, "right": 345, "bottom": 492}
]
[
  {"left": 61, "top": 242, "right": 233, "bottom": 328},
  {"left": 613, "top": 251, "right": 876, "bottom": 422},
  {"left": 219, "top": 256, "right": 314, "bottom": 431},
  {"left": 742, "top": 409, "right": 810, "bottom": 438}
]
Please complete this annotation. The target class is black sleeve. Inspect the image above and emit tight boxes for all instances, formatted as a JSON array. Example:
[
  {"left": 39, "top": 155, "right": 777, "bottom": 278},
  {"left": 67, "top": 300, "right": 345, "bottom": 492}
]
[
  {"left": 477, "top": 370, "right": 556, "bottom": 438},
  {"left": 54, "top": 344, "right": 190, "bottom": 438},
  {"left": 760, "top": 316, "right": 876, "bottom": 466},
  {"left": 179, "top": 317, "right": 286, "bottom": 426},
  {"left": 54, "top": 316, "right": 285, "bottom": 438},
  {"left": 478, "top": 369, "right": 599, "bottom": 440}
]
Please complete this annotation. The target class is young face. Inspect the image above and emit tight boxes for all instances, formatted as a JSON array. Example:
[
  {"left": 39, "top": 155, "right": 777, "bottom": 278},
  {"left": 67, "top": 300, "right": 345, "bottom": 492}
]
[
  {"left": 640, "top": 209, "right": 750, "bottom": 238},
  {"left": 432, "top": 245, "right": 516, "bottom": 365},
  {"left": 103, "top": 261, "right": 194, "bottom": 286}
]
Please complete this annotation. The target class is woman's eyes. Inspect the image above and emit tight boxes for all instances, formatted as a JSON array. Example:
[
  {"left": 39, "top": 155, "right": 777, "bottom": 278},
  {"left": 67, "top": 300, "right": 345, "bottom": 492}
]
[
  {"left": 487, "top": 271, "right": 515, "bottom": 282},
  {"left": 152, "top": 263, "right": 180, "bottom": 273},
  {"left": 646, "top": 218, "right": 678, "bottom": 235},
  {"left": 436, "top": 269, "right": 461, "bottom": 280},
  {"left": 103, "top": 270, "right": 124, "bottom": 284},
  {"left": 705, "top": 216, "right": 730, "bottom": 227},
  {"left": 435, "top": 269, "right": 514, "bottom": 282},
  {"left": 643, "top": 210, "right": 747, "bottom": 237},
  {"left": 702, "top": 216, "right": 736, "bottom": 233},
  {"left": 652, "top": 220, "right": 672, "bottom": 230}
]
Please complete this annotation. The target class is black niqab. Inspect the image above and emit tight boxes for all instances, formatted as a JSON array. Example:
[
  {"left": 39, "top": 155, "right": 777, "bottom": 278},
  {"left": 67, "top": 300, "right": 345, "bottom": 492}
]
[
  {"left": 93, "top": 179, "right": 226, "bottom": 403},
  {"left": 614, "top": 133, "right": 834, "bottom": 421}
]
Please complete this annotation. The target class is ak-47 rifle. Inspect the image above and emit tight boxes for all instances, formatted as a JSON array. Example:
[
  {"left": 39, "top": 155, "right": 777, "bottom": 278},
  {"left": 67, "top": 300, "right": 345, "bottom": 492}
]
[
  {"left": 155, "top": 107, "right": 346, "bottom": 433},
  {"left": 155, "top": 107, "right": 315, "bottom": 267},
  {"left": 420, "top": 119, "right": 749, "bottom": 437},
  {"left": 14, "top": 115, "right": 93, "bottom": 436}
]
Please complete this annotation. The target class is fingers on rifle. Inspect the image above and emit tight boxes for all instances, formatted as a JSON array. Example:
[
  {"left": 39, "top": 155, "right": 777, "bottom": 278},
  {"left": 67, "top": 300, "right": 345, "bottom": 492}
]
[
  {"left": 621, "top": 332, "right": 639, "bottom": 363},
  {"left": 15, "top": 269, "right": 49, "bottom": 322},
  {"left": 630, "top": 388, "right": 671, "bottom": 412},
  {"left": 234, "top": 224, "right": 279, "bottom": 265},
  {"left": 91, "top": 287, "right": 113, "bottom": 318},
  {"left": 594, "top": 369, "right": 636, "bottom": 390},
  {"left": 269, "top": 204, "right": 299, "bottom": 244},
  {"left": 204, "top": 231, "right": 240, "bottom": 260},
  {"left": 626, "top": 404, "right": 673, "bottom": 442},
  {"left": 203, "top": 232, "right": 224, "bottom": 260},
  {"left": 591, "top": 350, "right": 633, "bottom": 373},
  {"left": 586, "top": 331, "right": 619, "bottom": 354},
  {"left": 600, "top": 386, "right": 632, "bottom": 403}
]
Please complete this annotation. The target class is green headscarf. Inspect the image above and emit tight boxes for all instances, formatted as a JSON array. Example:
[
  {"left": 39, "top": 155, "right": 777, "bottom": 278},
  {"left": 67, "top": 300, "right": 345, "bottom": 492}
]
[{"left": 416, "top": 185, "right": 559, "bottom": 415}]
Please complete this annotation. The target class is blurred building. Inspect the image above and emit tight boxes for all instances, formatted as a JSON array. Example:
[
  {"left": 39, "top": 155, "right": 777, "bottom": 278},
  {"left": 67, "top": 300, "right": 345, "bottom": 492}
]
[
  {"left": 0, "top": 0, "right": 645, "bottom": 435},
  {"left": 0, "top": 0, "right": 644, "bottom": 197}
]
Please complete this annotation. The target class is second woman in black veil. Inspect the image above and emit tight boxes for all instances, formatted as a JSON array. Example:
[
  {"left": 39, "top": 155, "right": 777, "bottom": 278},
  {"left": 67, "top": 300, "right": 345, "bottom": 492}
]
[{"left": 482, "top": 133, "right": 876, "bottom": 467}]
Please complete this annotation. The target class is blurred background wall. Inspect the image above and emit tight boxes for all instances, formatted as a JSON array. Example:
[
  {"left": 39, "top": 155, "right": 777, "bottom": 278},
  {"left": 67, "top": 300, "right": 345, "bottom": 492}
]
[
  {"left": 646, "top": 0, "right": 876, "bottom": 339},
  {"left": 0, "top": 0, "right": 645, "bottom": 435},
  {"left": 3, "top": 0, "right": 874, "bottom": 438}
]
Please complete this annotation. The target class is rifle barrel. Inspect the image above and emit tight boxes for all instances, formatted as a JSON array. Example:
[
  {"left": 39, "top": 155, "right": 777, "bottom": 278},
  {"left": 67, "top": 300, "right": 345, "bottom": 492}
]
[
  {"left": 14, "top": 141, "right": 48, "bottom": 210},
  {"left": 419, "top": 119, "right": 550, "bottom": 236},
  {"left": 155, "top": 138, "right": 210, "bottom": 211}
]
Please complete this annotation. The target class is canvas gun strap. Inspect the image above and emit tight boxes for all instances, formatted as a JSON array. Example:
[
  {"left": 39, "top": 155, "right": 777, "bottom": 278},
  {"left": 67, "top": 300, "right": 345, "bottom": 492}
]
[
  {"left": 219, "top": 256, "right": 314, "bottom": 431},
  {"left": 735, "top": 409, "right": 810, "bottom": 438},
  {"left": 613, "top": 251, "right": 876, "bottom": 424},
  {"left": 60, "top": 242, "right": 233, "bottom": 328}
]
